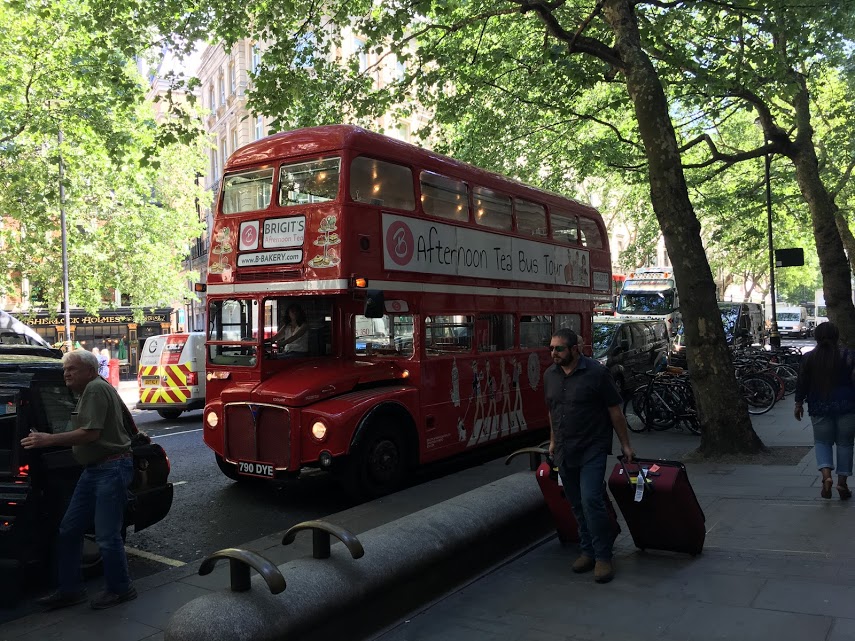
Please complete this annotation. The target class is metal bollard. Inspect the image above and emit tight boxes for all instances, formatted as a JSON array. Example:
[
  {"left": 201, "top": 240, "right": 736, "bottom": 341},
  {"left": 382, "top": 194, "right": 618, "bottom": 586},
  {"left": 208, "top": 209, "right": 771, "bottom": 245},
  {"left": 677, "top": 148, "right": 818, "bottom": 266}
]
[
  {"left": 282, "top": 520, "right": 364, "bottom": 560},
  {"left": 505, "top": 446, "right": 550, "bottom": 471},
  {"left": 198, "top": 548, "right": 286, "bottom": 594}
]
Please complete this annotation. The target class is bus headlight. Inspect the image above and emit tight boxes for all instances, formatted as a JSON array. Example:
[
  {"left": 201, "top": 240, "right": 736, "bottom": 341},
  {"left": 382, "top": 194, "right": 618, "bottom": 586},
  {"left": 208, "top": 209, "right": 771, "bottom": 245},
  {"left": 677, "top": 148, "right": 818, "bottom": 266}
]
[
  {"left": 311, "top": 420, "right": 328, "bottom": 441},
  {"left": 206, "top": 411, "right": 219, "bottom": 429}
]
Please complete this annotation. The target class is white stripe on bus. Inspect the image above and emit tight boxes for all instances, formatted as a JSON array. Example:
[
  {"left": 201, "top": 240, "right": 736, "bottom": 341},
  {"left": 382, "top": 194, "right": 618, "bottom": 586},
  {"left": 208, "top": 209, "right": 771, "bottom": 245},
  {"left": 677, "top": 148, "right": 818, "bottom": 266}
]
[{"left": 208, "top": 279, "right": 610, "bottom": 301}]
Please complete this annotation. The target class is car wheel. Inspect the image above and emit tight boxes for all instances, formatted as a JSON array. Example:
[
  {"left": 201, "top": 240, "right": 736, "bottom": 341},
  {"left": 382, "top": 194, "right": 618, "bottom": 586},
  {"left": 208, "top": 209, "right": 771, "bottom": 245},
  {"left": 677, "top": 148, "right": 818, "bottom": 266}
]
[{"left": 157, "top": 409, "right": 183, "bottom": 420}]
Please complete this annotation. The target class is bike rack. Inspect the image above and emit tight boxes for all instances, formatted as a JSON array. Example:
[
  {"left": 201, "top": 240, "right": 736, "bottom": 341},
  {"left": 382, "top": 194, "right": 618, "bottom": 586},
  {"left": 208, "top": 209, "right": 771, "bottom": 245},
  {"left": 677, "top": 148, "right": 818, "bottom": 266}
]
[
  {"left": 198, "top": 548, "right": 286, "bottom": 594},
  {"left": 505, "top": 446, "right": 550, "bottom": 471},
  {"left": 282, "top": 520, "right": 364, "bottom": 560}
]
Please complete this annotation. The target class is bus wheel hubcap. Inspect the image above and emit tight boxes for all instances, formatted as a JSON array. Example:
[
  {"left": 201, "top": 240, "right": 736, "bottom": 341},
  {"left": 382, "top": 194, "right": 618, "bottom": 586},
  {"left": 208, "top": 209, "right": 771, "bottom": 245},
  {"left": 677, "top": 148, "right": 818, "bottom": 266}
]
[{"left": 369, "top": 439, "right": 399, "bottom": 483}]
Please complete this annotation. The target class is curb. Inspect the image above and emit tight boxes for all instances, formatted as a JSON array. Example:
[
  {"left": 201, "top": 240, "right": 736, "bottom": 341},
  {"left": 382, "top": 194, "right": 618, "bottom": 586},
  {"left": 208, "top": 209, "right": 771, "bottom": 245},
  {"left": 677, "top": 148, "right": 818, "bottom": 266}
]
[{"left": 165, "top": 472, "right": 551, "bottom": 641}]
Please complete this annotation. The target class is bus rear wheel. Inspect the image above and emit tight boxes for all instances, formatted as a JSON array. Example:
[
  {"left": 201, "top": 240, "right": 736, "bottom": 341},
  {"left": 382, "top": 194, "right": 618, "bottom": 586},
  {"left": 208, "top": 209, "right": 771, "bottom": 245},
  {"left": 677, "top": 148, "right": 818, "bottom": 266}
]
[{"left": 342, "top": 426, "right": 409, "bottom": 501}]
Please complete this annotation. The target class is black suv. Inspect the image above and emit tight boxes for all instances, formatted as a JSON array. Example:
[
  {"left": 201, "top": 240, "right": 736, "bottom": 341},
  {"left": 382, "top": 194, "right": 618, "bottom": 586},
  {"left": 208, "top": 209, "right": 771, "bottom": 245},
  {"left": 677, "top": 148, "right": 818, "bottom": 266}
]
[{"left": 0, "top": 311, "right": 173, "bottom": 598}]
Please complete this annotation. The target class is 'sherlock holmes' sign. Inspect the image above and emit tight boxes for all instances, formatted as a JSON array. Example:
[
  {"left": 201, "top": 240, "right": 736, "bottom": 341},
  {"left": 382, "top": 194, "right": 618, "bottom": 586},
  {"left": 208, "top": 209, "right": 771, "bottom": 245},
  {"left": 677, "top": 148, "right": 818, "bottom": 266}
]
[{"left": 26, "top": 314, "right": 169, "bottom": 326}]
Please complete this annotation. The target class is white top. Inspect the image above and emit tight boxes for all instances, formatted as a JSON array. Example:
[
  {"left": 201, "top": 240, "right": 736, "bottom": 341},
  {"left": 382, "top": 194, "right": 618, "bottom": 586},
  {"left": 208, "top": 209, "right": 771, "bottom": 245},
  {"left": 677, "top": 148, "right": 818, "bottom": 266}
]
[{"left": 282, "top": 324, "right": 309, "bottom": 353}]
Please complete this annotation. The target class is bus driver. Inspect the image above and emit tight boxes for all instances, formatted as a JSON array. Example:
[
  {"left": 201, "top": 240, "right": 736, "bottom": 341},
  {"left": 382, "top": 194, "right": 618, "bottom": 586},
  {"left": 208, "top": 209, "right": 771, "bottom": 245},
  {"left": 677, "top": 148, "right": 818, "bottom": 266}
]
[{"left": 268, "top": 304, "right": 310, "bottom": 358}]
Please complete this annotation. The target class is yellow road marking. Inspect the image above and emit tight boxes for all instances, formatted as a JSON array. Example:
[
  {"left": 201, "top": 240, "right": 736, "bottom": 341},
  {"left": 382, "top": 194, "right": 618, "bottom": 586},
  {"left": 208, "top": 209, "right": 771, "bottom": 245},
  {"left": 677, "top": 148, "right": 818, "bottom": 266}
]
[{"left": 125, "top": 546, "right": 186, "bottom": 567}]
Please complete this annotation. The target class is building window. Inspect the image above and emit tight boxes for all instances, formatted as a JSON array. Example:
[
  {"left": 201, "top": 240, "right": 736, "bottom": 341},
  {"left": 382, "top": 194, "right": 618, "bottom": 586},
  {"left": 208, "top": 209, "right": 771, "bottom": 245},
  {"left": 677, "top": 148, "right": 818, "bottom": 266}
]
[
  {"left": 251, "top": 45, "right": 261, "bottom": 73},
  {"left": 218, "top": 75, "right": 226, "bottom": 106},
  {"left": 212, "top": 149, "right": 219, "bottom": 180},
  {"left": 229, "top": 62, "right": 236, "bottom": 95},
  {"left": 254, "top": 115, "right": 264, "bottom": 140},
  {"left": 208, "top": 85, "right": 215, "bottom": 112},
  {"left": 231, "top": 128, "right": 238, "bottom": 154},
  {"left": 220, "top": 138, "right": 227, "bottom": 170},
  {"left": 353, "top": 37, "right": 368, "bottom": 73}
]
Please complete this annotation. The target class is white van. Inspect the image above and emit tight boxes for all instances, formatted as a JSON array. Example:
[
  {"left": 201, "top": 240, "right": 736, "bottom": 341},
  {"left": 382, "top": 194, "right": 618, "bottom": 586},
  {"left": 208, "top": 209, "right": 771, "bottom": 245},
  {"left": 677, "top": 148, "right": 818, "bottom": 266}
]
[
  {"left": 137, "top": 332, "right": 206, "bottom": 419},
  {"left": 776, "top": 306, "right": 809, "bottom": 338}
]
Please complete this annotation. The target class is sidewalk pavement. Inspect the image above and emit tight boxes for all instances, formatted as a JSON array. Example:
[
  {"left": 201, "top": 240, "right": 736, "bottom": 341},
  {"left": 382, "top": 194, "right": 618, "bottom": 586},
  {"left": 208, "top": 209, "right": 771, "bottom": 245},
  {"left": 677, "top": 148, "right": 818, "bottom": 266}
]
[
  {"left": 376, "top": 410, "right": 854, "bottom": 641},
  {"left": 2, "top": 400, "right": 849, "bottom": 641}
]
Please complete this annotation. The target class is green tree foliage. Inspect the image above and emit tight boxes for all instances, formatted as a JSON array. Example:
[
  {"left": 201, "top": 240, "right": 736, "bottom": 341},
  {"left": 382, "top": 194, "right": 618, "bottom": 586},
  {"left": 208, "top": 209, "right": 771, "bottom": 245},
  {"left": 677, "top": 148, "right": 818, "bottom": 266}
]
[
  {"left": 213, "top": 0, "right": 762, "bottom": 453},
  {"left": 0, "top": 0, "right": 209, "bottom": 313},
  {"left": 643, "top": 1, "right": 855, "bottom": 340}
]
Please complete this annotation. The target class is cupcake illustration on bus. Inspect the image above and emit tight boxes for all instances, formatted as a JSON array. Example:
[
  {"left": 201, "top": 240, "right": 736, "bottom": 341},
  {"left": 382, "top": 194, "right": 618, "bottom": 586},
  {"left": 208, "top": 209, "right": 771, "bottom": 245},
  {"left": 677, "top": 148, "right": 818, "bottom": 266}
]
[
  {"left": 209, "top": 227, "right": 233, "bottom": 276},
  {"left": 310, "top": 215, "right": 341, "bottom": 268}
]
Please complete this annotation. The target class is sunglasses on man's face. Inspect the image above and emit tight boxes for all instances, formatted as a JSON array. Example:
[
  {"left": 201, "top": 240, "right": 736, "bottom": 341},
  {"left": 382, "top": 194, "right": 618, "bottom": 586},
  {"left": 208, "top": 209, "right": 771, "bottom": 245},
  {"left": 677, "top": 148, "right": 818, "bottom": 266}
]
[{"left": 549, "top": 345, "right": 568, "bottom": 353}]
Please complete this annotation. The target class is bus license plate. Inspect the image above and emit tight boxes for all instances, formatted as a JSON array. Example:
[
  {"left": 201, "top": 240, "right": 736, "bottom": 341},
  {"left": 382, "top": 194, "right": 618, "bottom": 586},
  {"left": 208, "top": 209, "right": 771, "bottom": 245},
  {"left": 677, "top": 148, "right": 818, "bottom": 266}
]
[
  {"left": 142, "top": 376, "right": 160, "bottom": 386},
  {"left": 237, "top": 460, "right": 275, "bottom": 478}
]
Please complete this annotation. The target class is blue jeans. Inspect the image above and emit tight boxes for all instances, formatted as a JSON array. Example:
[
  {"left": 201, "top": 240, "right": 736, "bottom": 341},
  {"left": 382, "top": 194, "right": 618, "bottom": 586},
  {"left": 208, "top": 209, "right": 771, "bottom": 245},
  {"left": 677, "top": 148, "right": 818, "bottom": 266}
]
[
  {"left": 57, "top": 457, "right": 134, "bottom": 594},
  {"left": 812, "top": 414, "right": 855, "bottom": 476},
  {"left": 558, "top": 453, "right": 612, "bottom": 561}
]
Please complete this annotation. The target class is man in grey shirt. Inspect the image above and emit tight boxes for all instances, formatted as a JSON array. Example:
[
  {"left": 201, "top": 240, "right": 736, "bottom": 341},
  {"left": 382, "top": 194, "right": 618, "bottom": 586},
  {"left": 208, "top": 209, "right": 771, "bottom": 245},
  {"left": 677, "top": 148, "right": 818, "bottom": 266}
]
[
  {"left": 22, "top": 349, "right": 137, "bottom": 610},
  {"left": 545, "top": 328, "right": 634, "bottom": 583}
]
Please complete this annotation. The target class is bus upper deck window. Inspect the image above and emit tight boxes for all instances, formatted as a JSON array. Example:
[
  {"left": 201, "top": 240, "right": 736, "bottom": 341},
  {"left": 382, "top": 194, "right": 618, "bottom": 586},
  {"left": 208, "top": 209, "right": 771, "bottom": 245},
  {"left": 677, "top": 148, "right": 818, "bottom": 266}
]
[
  {"left": 279, "top": 157, "right": 341, "bottom": 206},
  {"left": 515, "top": 199, "right": 547, "bottom": 236},
  {"left": 420, "top": 171, "right": 469, "bottom": 222},
  {"left": 473, "top": 187, "right": 511, "bottom": 231},
  {"left": 578, "top": 216, "right": 604, "bottom": 249},
  {"left": 222, "top": 168, "right": 274, "bottom": 214},
  {"left": 551, "top": 211, "right": 578, "bottom": 244},
  {"left": 350, "top": 157, "right": 415, "bottom": 210}
]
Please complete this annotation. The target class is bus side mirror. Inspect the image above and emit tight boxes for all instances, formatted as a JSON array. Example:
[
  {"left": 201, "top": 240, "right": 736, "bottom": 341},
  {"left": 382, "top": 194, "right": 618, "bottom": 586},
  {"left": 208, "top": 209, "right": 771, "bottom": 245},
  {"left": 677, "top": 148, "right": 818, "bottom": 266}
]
[{"left": 364, "top": 290, "right": 385, "bottom": 318}]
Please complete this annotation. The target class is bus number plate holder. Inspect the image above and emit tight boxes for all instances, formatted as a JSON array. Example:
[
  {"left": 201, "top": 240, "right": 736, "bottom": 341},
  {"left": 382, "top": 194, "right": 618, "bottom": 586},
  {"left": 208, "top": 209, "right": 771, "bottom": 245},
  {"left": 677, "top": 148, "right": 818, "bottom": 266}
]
[{"left": 238, "top": 460, "right": 275, "bottom": 478}]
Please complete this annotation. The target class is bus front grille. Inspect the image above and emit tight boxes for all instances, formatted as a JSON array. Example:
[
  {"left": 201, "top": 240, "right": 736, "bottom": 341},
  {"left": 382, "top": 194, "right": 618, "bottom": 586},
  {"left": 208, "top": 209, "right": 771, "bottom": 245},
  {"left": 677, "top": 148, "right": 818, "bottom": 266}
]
[{"left": 223, "top": 404, "right": 291, "bottom": 470}]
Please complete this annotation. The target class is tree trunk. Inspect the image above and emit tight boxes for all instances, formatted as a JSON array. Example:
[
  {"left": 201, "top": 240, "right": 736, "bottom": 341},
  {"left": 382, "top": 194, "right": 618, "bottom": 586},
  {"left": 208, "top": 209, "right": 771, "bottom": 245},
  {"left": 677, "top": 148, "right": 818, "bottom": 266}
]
[
  {"left": 788, "top": 146, "right": 855, "bottom": 345},
  {"left": 783, "top": 76, "right": 855, "bottom": 344},
  {"left": 834, "top": 213, "right": 855, "bottom": 278},
  {"left": 602, "top": 0, "right": 762, "bottom": 455}
]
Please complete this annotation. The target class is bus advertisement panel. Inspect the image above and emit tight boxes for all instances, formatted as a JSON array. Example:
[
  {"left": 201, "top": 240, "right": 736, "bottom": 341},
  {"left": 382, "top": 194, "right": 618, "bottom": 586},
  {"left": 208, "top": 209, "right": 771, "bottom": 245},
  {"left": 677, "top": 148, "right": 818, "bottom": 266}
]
[{"left": 203, "top": 125, "right": 612, "bottom": 498}]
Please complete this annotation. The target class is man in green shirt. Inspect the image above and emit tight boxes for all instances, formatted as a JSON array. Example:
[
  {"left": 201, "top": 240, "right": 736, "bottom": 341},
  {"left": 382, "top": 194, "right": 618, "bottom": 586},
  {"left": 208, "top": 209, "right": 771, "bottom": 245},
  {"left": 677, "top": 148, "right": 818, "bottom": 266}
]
[{"left": 22, "top": 349, "right": 137, "bottom": 610}]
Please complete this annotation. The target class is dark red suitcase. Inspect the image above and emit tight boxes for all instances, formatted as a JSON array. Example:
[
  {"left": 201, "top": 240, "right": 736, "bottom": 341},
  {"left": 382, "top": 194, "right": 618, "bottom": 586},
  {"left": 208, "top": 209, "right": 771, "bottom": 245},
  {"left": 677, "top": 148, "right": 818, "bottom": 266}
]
[
  {"left": 608, "top": 456, "right": 705, "bottom": 555},
  {"left": 506, "top": 447, "right": 620, "bottom": 544},
  {"left": 534, "top": 458, "right": 621, "bottom": 545}
]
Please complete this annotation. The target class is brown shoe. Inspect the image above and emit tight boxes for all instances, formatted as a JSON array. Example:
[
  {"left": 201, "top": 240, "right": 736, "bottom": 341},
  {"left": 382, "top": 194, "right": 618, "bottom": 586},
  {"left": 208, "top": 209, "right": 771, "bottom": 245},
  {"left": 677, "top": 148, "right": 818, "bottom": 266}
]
[
  {"left": 572, "top": 555, "right": 595, "bottom": 573},
  {"left": 594, "top": 560, "right": 615, "bottom": 583}
]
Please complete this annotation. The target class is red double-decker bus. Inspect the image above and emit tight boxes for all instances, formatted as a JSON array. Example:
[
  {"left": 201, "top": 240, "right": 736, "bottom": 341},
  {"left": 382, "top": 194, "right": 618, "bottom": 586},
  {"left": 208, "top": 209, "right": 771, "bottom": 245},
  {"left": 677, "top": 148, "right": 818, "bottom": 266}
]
[{"left": 203, "top": 125, "right": 612, "bottom": 497}]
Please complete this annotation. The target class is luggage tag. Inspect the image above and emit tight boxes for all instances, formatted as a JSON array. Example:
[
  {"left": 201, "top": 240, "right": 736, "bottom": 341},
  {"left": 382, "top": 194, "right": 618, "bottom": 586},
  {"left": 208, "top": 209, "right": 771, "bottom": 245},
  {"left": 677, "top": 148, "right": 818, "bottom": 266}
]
[{"left": 634, "top": 467, "right": 648, "bottom": 502}]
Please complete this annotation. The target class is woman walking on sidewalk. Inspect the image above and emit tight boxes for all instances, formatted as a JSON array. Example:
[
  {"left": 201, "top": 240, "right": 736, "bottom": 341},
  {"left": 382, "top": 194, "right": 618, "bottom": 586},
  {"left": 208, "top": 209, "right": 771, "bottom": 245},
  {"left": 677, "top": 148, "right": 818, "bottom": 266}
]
[{"left": 794, "top": 322, "right": 855, "bottom": 500}]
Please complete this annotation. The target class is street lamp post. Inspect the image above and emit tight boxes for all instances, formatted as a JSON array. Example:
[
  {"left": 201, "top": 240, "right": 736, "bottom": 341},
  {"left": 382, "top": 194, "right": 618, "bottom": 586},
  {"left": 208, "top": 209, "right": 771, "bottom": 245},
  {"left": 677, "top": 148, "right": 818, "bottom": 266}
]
[{"left": 765, "top": 150, "right": 781, "bottom": 348}]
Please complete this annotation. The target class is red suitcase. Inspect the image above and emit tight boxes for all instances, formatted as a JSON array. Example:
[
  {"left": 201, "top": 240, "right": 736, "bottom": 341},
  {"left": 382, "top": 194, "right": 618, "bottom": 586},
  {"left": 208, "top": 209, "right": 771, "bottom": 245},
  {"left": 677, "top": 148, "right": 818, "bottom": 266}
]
[
  {"left": 537, "top": 460, "right": 621, "bottom": 544},
  {"left": 507, "top": 448, "right": 620, "bottom": 544},
  {"left": 608, "top": 456, "right": 705, "bottom": 556}
]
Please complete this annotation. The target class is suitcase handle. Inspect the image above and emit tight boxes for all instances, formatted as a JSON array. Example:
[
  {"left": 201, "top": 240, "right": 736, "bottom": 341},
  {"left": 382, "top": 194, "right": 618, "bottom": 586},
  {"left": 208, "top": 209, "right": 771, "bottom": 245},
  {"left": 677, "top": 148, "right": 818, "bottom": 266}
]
[
  {"left": 617, "top": 455, "right": 654, "bottom": 490},
  {"left": 618, "top": 454, "right": 686, "bottom": 471}
]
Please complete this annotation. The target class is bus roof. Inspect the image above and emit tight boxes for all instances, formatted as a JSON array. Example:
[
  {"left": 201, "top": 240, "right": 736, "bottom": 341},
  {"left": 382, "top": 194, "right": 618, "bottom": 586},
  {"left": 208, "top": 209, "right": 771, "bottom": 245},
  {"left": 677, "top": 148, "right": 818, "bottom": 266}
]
[{"left": 225, "top": 125, "right": 598, "bottom": 215}]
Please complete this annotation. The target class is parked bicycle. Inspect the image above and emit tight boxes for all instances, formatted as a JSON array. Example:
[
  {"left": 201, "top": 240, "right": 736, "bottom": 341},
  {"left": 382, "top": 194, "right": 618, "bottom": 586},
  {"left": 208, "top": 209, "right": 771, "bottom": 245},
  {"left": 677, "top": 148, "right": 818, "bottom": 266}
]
[{"left": 623, "top": 368, "right": 700, "bottom": 435}]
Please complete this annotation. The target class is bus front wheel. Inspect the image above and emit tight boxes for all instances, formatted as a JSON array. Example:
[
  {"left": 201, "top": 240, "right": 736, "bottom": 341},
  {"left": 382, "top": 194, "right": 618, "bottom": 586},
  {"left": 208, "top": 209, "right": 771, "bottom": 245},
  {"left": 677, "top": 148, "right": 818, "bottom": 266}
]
[{"left": 341, "top": 426, "right": 409, "bottom": 501}]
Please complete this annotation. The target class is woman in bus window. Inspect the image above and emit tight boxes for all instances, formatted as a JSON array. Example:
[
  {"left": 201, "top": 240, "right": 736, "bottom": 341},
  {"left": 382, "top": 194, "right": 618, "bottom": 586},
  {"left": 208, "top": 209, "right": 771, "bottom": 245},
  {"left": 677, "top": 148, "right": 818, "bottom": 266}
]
[{"left": 270, "top": 304, "right": 310, "bottom": 358}]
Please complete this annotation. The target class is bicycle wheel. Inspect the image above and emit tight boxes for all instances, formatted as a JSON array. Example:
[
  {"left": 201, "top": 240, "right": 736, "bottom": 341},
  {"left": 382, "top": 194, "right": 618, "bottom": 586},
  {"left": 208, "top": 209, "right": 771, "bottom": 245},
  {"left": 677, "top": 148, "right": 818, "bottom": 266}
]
[
  {"left": 773, "top": 364, "right": 798, "bottom": 395},
  {"left": 623, "top": 386, "right": 648, "bottom": 433},
  {"left": 647, "top": 384, "right": 678, "bottom": 430},
  {"left": 741, "top": 375, "right": 776, "bottom": 414}
]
